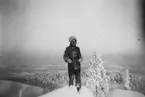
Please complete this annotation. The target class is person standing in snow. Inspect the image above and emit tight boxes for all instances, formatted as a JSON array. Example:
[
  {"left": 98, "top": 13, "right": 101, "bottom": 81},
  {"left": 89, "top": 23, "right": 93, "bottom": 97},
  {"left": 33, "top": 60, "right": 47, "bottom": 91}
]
[{"left": 63, "top": 36, "right": 83, "bottom": 92}]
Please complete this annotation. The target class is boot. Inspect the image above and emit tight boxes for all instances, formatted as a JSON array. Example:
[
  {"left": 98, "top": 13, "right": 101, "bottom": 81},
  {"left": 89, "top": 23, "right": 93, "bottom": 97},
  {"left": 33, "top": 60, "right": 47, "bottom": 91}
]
[{"left": 76, "top": 83, "right": 81, "bottom": 93}]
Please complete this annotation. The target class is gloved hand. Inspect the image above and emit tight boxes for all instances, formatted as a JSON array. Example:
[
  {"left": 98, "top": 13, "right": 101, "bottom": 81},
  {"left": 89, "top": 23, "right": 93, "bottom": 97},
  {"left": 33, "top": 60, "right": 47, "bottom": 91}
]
[
  {"left": 67, "top": 59, "right": 72, "bottom": 63},
  {"left": 78, "top": 58, "right": 83, "bottom": 63}
]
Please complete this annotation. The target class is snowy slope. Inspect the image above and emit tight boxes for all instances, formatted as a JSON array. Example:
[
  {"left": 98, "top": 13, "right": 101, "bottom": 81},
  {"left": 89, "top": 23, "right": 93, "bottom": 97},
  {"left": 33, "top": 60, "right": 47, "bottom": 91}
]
[
  {"left": 39, "top": 86, "right": 95, "bottom": 97},
  {"left": 107, "top": 90, "right": 145, "bottom": 97},
  {"left": 39, "top": 85, "right": 145, "bottom": 97}
]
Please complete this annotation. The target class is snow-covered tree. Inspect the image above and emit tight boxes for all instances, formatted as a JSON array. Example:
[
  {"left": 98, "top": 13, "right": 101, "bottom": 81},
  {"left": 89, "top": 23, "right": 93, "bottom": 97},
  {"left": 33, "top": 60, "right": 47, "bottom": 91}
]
[
  {"left": 124, "top": 69, "right": 130, "bottom": 90},
  {"left": 85, "top": 52, "right": 109, "bottom": 96}
]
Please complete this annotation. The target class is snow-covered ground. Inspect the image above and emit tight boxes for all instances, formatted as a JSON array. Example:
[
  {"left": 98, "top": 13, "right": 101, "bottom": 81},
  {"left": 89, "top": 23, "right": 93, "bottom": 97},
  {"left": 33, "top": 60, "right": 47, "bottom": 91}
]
[
  {"left": 107, "top": 90, "right": 145, "bottom": 97},
  {"left": 0, "top": 80, "right": 48, "bottom": 97},
  {"left": 0, "top": 80, "right": 144, "bottom": 97},
  {"left": 39, "top": 86, "right": 94, "bottom": 97},
  {"left": 39, "top": 85, "right": 145, "bottom": 97}
]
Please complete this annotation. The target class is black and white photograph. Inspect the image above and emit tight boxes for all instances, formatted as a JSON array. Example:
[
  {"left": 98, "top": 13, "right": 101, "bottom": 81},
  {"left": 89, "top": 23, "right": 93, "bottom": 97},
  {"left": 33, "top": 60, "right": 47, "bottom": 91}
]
[{"left": 1, "top": 0, "right": 145, "bottom": 97}]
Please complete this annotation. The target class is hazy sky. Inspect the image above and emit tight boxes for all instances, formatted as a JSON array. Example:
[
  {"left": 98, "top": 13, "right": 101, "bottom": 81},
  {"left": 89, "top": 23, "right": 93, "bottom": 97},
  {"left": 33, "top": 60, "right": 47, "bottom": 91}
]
[{"left": 2, "top": 0, "right": 143, "bottom": 56}]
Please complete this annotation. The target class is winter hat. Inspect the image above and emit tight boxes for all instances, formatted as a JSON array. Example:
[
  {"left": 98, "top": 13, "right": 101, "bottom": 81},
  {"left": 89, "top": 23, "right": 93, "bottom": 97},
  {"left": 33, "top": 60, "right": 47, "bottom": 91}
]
[{"left": 69, "top": 36, "right": 76, "bottom": 42}]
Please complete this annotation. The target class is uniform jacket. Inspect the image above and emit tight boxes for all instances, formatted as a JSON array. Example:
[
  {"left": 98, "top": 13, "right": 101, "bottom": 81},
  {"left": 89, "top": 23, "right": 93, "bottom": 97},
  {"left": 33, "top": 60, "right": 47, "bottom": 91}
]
[
  {"left": 63, "top": 46, "right": 82, "bottom": 69},
  {"left": 63, "top": 46, "right": 82, "bottom": 62}
]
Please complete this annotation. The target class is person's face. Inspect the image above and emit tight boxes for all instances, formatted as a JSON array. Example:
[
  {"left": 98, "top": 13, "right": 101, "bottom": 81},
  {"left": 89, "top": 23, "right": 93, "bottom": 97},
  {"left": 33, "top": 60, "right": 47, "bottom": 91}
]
[{"left": 71, "top": 39, "right": 77, "bottom": 46}]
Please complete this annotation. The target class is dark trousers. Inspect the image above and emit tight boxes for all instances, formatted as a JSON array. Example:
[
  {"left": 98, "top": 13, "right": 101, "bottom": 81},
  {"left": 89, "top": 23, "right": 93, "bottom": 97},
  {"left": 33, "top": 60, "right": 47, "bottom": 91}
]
[{"left": 68, "top": 63, "right": 81, "bottom": 87}]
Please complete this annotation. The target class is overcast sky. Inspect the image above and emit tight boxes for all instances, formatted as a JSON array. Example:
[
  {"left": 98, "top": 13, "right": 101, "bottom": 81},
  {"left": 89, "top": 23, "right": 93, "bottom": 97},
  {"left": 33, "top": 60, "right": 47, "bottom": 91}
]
[{"left": 2, "top": 0, "right": 143, "bottom": 57}]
